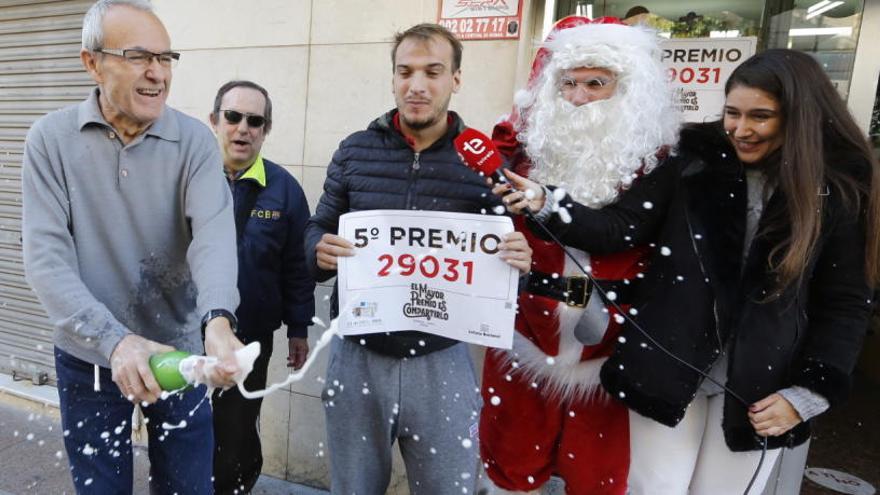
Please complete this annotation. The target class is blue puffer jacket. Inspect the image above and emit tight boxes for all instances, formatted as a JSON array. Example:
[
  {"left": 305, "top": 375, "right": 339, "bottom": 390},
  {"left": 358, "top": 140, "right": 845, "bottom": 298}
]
[
  {"left": 305, "top": 109, "right": 503, "bottom": 357},
  {"left": 232, "top": 157, "right": 316, "bottom": 342}
]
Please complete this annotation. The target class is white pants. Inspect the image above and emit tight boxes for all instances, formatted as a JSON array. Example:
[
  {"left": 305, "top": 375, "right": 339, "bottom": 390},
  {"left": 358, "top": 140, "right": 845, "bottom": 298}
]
[{"left": 627, "top": 391, "right": 781, "bottom": 495}]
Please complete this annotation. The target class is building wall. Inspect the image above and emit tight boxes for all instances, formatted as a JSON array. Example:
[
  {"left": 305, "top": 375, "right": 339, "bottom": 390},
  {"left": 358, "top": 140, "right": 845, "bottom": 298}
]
[{"left": 151, "top": 0, "right": 526, "bottom": 489}]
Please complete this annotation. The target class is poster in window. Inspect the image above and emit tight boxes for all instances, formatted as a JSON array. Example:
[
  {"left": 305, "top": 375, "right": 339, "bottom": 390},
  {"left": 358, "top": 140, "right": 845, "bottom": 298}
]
[{"left": 660, "top": 37, "right": 757, "bottom": 123}]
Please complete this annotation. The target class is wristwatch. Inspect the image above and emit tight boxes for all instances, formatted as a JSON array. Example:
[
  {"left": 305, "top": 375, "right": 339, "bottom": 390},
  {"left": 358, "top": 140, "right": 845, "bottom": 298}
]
[{"left": 201, "top": 309, "right": 237, "bottom": 338}]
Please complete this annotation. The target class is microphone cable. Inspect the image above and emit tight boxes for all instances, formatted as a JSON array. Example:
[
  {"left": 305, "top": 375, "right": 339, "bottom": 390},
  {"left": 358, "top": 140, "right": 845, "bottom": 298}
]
[{"left": 515, "top": 201, "right": 770, "bottom": 495}]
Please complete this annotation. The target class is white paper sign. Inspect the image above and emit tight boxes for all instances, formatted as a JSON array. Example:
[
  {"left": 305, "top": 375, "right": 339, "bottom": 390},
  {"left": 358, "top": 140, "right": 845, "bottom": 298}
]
[
  {"left": 337, "top": 210, "right": 517, "bottom": 349},
  {"left": 660, "top": 37, "right": 757, "bottom": 123}
]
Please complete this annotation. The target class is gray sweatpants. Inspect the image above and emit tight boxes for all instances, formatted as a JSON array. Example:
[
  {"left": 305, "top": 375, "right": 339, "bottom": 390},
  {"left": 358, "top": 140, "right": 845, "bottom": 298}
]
[{"left": 322, "top": 336, "right": 481, "bottom": 495}]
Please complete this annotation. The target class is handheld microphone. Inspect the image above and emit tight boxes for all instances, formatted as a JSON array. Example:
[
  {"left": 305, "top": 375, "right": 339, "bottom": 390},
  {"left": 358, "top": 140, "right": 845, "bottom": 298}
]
[{"left": 454, "top": 127, "right": 506, "bottom": 183}]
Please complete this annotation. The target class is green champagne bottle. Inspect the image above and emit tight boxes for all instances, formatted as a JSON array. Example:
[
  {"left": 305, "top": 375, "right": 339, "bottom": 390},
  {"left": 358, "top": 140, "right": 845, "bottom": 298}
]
[{"left": 149, "top": 350, "right": 192, "bottom": 391}]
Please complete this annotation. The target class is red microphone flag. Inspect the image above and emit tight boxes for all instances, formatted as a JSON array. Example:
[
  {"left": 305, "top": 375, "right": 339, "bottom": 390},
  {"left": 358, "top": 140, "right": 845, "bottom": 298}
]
[{"left": 454, "top": 127, "right": 504, "bottom": 180}]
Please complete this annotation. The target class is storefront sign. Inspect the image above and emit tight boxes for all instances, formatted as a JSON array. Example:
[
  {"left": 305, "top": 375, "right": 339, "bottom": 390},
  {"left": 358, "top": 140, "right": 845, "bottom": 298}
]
[
  {"left": 660, "top": 37, "right": 757, "bottom": 122},
  {"left": 437, "top": 0, "right": 523, "bottom": 40},
  {"left": 337, "top": 210, "right": 517, "bottom": 349}
]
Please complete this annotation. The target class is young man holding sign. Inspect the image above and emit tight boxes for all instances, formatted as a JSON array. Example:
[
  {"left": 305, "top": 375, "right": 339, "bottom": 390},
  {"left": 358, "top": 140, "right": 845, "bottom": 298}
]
[{"left": 305, "top": 23, "right": 531, "bottom": 495}]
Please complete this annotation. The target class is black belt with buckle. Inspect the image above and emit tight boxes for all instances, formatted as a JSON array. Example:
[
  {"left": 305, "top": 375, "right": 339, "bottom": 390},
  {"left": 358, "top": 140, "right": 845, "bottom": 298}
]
[{"left": 526, "top": 270, "right": 593, "bottom": 308}]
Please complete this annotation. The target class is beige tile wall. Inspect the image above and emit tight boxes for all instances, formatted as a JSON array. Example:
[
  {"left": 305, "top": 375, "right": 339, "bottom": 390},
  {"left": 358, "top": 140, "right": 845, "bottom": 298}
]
[
  {"left": 154, "top": 0, "right": 530, "bottom": 491},
  {"left": 155, "top": 0, "right": 311, "bottom": 49},
  {"left": 165, "top": 45, "right": 310, "bottom": 167},
  {"left": 303, "top": 42, "right": 396, "bottom": 167}
]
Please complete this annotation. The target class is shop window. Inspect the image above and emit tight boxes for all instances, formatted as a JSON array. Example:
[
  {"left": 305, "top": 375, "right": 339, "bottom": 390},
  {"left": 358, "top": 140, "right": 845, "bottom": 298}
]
[
  {"left": 553, "top": 1, "right": 764, "bottom": 36},
  {"left": 547, "top": 1, "right": 864, "bottom": 99},
  {"left": 766, "top": 0, "right": 863, "bottom": 99}
]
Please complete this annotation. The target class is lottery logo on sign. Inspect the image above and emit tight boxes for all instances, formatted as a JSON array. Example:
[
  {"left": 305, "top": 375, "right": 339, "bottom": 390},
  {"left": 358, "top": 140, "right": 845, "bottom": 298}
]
[
  {"left": 403, "top": 284, "right": 450, "bottom": 321},
  {"left": 352, "top": 302, "right": 377, "bottom": 318}
]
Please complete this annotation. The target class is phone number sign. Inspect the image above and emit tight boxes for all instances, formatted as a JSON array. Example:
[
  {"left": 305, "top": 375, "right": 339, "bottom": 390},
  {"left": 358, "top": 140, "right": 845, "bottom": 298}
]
[
  {"left": 337, "top": 210, "right": 517, "bottom": 349},
  {"left": 437, "top": 0, "right": 523, "bottom": 40},
  {"left": 660, "top": 37, "right": 757, "bottom": 123}
]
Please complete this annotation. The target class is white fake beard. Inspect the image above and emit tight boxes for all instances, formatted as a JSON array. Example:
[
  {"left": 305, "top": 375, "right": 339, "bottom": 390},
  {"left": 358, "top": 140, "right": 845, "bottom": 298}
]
[{"left": 520, "top": 91, "right": 661, "bottom": 208}]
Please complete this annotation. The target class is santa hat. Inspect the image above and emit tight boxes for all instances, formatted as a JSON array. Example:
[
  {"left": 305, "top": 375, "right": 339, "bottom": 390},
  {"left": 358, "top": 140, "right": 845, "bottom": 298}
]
[
  {"left": 544, "top": 18, "right": 661, "bottom": 76},
  {"left": 511, "top": 17, "right": 667, "bottom": 126}
]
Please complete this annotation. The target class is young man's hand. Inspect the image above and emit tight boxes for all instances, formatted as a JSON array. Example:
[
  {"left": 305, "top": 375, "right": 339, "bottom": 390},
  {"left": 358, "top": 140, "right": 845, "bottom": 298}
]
[
  {"left": 498, "top": 231, "right": 533, "bottom": 274},
  {"left": 315, "top": 233, "right": 354, "bottom": 271}
]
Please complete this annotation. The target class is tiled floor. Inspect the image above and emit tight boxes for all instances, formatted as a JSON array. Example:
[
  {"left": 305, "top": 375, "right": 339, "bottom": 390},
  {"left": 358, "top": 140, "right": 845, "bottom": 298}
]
[
  {"left": 801, "top": 372, "right": 879, "bottom": 494},
  {"left": 2, "top": 372, "right": 877, "bottom": 494},
  {"left": 0, "top": 394, "right": 327, "bottom": 495}
]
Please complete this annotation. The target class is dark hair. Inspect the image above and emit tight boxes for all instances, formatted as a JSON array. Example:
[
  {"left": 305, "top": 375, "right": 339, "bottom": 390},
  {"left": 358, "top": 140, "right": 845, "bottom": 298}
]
[
  {"left": 625, "top": 6, "right": 649, "bottom": 18},
  {"left": 391, "top": 23, "right": 462, "bottom": 72},
  {"left": 211, "top": 80, "right": 273, "bottom": 133},
  {"left": 725, "top": 48, "right": 880, "bottom": 289}
]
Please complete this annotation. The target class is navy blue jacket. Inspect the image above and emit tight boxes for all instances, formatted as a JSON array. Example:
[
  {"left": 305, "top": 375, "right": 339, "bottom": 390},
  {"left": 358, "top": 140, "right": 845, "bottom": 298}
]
[
  {"left": 230, "top": 156, "right": 315, "bottom": 342},
  {"left": 305, "top": 110, "right": 503, "bottom": 357}
]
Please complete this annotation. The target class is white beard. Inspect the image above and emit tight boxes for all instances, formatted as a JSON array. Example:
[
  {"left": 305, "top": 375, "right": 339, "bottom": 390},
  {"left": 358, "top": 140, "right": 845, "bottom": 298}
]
[
  {"left": 520, "top": 94, "right": 655, "bottom": 208},
  {"left": 515, "top": 56, "right": 679, "bottom": 208}
]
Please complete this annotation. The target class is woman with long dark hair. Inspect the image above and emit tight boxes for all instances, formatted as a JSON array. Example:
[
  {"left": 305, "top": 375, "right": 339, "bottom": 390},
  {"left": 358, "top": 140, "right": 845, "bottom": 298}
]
[{"left": 497, "top": 48, "right": 880, "bottom": 493}]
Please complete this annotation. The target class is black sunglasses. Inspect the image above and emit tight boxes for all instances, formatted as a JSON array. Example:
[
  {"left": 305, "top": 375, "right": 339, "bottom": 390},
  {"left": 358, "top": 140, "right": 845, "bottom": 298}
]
[{"left": 221, "top": 109, "right": 266, "bottom": 128}]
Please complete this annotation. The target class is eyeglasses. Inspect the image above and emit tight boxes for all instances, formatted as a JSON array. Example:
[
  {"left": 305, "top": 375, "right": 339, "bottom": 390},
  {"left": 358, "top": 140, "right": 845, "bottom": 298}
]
[
  {"left": 95, "top": 48, "right": 181, "bottom": 68},
  {"left": 221, "top": 110, "right": 266, "bottom": 128},
  {"left": 558, "top": 76, "right": 616, "bottom": 94}
]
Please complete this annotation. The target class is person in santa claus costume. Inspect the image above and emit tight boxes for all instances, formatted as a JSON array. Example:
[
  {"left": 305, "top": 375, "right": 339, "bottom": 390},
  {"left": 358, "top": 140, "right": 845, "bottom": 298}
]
[{"left": 478, "top": 17, "right": 679, "bottom": 494}]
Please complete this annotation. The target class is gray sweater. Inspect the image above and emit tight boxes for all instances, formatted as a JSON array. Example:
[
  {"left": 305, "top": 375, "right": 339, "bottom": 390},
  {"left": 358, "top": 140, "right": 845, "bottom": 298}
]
[{"left": 22, "top": 89, "right": 239, "bottom": 367}]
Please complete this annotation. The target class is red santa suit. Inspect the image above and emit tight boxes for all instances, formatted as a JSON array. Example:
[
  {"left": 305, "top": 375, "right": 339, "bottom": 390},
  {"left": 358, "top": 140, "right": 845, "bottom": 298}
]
[{"left": 479, "top": 17, "right": 679, "bottom": 495}]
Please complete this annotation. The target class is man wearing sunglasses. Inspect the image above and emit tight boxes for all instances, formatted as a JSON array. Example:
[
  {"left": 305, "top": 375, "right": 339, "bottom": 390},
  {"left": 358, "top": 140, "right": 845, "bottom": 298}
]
[
  {"left": 21, "top": 1, "right": 242, "bottom": 493},
  {"left": 208, "top": 80, "right": 315, "bottom": 495}
]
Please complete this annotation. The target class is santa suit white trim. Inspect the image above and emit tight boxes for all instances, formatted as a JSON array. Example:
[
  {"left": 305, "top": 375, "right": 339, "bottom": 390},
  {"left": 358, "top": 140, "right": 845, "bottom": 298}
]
[{"left": 501, "top": 249, "right": 611, "bottom": 404}]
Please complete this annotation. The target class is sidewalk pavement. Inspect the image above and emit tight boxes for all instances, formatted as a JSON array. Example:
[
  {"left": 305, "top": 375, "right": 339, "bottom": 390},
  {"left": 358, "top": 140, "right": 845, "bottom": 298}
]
[{"left": 0, "top": 390, "right": 327, "bottom": 495}]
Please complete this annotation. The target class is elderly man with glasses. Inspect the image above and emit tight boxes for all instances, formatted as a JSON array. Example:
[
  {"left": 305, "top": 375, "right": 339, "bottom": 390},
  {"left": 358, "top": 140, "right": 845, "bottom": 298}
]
[
  {"left": 207, "top": 80, "right": 315, "bottom": 495},
  {"left": 22, "top": 0, "right": 243, "bottom": 493}
]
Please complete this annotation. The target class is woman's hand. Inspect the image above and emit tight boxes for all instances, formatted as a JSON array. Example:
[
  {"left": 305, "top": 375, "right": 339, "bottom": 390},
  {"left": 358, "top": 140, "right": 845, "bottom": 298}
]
[
  {"left": 748, "top": 393, "right": 803, "bottom": 437},
  {"left": 492, "top": 169, "right": 545, "bottom": 215}
]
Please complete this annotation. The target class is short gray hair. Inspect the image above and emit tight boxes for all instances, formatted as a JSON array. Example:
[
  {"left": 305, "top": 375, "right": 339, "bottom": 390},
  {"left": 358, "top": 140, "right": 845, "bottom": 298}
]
[{"left": 82, "top": 0, "right": 155, "bottom": 50}]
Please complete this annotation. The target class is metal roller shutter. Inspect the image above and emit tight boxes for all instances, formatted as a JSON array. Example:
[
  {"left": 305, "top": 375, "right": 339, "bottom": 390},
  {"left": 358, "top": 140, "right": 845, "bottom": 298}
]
[{"left": 0, "top": 0, "right": 93, "bottom": 385}]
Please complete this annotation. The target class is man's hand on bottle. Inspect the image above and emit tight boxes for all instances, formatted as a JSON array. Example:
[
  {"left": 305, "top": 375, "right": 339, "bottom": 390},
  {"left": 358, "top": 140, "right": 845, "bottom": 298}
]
[
  {"left": 204, "top": 317, "right": 245, "bottom": 388},
  {"left": 110, "top": 334, "right": 174, "bottom": 404}
]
